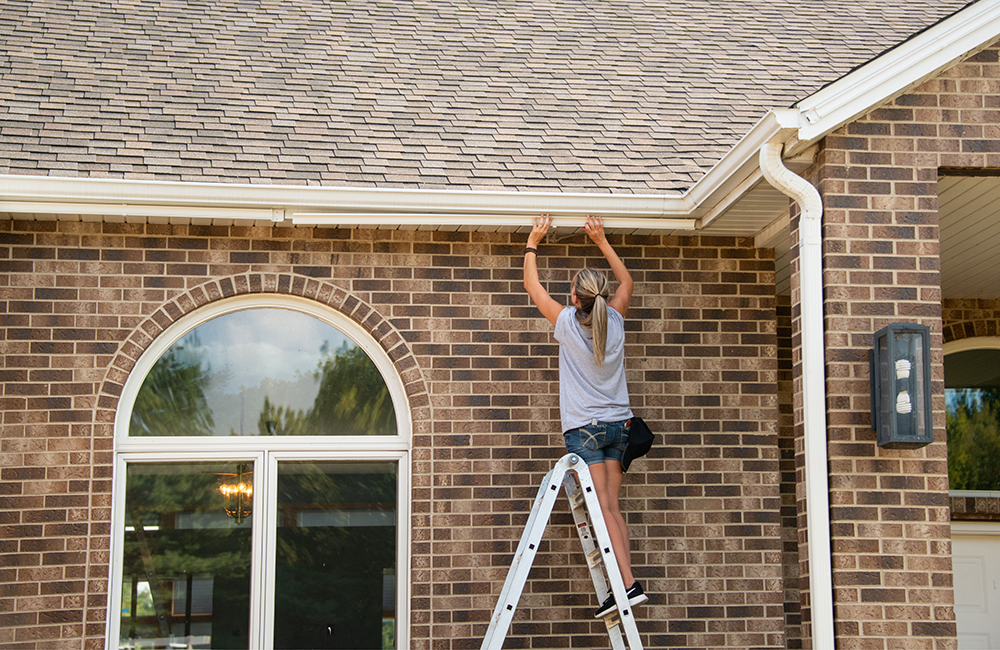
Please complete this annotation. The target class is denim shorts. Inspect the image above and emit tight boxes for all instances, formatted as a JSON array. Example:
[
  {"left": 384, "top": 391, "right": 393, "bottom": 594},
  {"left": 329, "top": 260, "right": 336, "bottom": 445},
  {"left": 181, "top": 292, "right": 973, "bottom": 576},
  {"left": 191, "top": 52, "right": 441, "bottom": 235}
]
[{"left": 563, "top": 419, "right": 631, "bottom": 466}]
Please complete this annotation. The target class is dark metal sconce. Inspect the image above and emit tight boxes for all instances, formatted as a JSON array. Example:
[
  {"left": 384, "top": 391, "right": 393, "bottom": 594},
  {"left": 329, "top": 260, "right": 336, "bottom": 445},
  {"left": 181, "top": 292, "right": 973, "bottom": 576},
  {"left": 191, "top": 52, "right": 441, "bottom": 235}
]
[{"left": 870, "top": 323, "right": 933, "bottom": 449}]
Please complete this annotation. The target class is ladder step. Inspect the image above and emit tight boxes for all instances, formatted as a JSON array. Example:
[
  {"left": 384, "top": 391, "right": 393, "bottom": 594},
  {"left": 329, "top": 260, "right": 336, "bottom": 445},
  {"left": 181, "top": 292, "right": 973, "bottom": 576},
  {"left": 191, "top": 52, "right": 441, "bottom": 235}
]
[
  {"left": 601, "top": 604, "right": 636, "bottom": 628},
  {"left": 587, "top": 548, "right": 604, "bottom": 569}
]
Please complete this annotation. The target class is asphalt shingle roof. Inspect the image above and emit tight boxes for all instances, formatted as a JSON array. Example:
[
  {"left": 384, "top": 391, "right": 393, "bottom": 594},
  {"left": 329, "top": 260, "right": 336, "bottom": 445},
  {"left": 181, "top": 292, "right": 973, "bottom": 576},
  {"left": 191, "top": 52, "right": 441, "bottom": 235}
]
[{"left": 0, "top": 0, "right": 977, "bottom": 192}]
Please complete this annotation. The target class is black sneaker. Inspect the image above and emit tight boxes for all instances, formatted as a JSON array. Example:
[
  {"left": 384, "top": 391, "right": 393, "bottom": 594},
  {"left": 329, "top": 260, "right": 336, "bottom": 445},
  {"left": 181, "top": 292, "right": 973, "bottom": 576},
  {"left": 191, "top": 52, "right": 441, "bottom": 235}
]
[
  {"left": 626, "top": 581, "right": 648, "bottom": 607},
  {"left": 594, "top": 592, "right": 617, "bottom": 618},
  {"left": 593, "top": 581, "right": 648, "bottom": 618}
]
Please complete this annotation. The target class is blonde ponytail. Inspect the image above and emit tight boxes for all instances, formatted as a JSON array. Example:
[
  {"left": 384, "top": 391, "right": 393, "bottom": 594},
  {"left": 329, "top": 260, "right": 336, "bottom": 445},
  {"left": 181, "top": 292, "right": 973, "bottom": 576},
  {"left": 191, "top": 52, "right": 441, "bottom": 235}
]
[{"left": 572, "top": 269, "right": 611, "bottom": 366}]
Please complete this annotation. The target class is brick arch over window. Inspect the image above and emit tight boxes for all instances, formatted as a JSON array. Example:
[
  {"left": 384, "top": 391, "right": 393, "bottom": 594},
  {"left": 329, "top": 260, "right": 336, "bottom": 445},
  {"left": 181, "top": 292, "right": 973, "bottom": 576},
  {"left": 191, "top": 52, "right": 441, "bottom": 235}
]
[
  {"left": 95, "top": 272, "right": 430, "bottom": 425},
  {"left": 942, "top": 298, "right": 1000, "bottom": 345},
  {"left": 944, "top": 319, "right": 1000, "bottom": 344}
]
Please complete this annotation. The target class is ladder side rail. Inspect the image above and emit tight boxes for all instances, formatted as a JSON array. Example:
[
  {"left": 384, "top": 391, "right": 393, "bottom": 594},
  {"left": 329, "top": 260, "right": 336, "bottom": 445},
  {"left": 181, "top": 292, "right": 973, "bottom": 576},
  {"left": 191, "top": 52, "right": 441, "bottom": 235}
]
[
  {"left": 561, "top": 472, "right": 610, "bottom": 592},
  {"left": 483, "top": 468, "right": 555, "bottom": 633},
  {"left": 562, "top": 472, "right": 627, "bottom": 650},
  {"left": 571, "top": 458, "right": 645, "bottom": 650},
  {"left": 480, "top": 462, "right": 569, "bottom": 650}
]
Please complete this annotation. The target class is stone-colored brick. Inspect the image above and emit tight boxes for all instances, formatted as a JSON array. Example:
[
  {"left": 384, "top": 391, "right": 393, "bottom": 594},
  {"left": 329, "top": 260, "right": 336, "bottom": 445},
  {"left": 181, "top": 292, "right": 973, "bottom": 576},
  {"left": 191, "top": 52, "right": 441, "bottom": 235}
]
[{"left": 2, "top": 222, "right": 781, "bottom": 649}]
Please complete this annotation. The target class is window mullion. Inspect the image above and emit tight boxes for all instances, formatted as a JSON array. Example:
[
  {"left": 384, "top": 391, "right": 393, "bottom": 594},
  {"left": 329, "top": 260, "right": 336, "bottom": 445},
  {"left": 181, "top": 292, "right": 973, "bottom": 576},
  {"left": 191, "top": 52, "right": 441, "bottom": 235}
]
[{"left": 255, "top": 450, "right": 278, "bottom": 650}]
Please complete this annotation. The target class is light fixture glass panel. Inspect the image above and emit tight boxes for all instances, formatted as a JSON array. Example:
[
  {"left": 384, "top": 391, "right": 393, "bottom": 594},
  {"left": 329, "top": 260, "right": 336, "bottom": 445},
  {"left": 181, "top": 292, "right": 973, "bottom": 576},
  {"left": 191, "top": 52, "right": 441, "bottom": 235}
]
[
  {"left": 878, "top": 332, "right": 892, "bottom": 438},
  {"left": 894, "top": 329, "right": 926, "bottom": 438}
]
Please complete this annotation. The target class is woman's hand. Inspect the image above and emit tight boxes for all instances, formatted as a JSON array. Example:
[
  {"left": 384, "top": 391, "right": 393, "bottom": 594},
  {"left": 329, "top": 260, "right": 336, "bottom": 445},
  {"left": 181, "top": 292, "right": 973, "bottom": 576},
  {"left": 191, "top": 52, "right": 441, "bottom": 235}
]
[
  {"left": 583, "top": 215, "right": 607, "bottom": 246},
  {"left": 528, "top": 214, "right": 552, "bottom": 247}
]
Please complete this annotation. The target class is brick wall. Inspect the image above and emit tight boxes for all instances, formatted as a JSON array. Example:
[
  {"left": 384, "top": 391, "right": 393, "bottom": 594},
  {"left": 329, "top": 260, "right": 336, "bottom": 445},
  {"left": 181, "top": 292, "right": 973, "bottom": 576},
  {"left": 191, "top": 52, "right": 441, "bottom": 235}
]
[
  {"left": 776, "top": 295, "right": 802, "bottom": 650},
  {"left": 0, "top": 220, "right": 783, "bottom": 649},
  {"left": 787, "top": 42, "right": 1000, "bottom": 650}
]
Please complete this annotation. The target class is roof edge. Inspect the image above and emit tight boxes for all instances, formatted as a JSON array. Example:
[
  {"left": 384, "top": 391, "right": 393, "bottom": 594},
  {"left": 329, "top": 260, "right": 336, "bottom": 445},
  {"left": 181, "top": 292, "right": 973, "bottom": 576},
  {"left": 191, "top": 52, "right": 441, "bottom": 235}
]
[
  {"left": 794, "top": 0, "right": 1000, "bottom": 145},
  {"left": 689, "top": 109, "right": 801, "bottom": 228},
  {"left": 0, "top": 111, "right": 800, "bottom": 233}
]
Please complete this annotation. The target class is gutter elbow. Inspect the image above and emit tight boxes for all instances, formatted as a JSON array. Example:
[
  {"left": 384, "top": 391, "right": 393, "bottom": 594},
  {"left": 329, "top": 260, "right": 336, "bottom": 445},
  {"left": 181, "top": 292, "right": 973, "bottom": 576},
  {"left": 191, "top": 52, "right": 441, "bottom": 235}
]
[{"left": 759, "top": 140, "right": 823, "bottom": 245}]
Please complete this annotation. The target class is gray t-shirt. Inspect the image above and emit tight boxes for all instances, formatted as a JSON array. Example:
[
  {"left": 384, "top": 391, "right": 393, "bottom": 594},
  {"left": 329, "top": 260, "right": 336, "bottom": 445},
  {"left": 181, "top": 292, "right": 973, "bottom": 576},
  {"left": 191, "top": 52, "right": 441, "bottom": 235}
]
[{"left": 554, "top": 306, "right": 633, "bottom": 433}]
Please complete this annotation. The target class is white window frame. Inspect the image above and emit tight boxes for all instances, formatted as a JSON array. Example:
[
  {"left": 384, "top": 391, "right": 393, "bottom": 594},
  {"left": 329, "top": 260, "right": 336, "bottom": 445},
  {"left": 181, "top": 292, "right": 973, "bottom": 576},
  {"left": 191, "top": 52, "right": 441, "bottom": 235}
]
[
  {"left": 106, "top": 294, "right": 412, "bottom": 650},
  {"left": 944, "top": 337, "right": 1000, "bottom": 500}
]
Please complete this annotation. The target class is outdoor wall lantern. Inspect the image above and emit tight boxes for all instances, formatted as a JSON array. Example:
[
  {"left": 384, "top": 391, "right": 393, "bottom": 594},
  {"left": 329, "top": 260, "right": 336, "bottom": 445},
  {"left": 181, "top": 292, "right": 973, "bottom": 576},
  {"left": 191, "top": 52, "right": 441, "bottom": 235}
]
[{"left": 870, "top": 323, "right": 933, "bottom": 449}]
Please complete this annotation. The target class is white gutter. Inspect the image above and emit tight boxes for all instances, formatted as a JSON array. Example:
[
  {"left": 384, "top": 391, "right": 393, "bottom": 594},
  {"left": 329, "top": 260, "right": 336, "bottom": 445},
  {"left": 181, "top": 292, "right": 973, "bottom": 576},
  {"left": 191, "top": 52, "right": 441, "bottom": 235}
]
[
  {"left": 290, "top": 212, "right": 695, "bottom": 231},
  {"left": 0, "top": 175, "right": 695, "bottom": 228},
  {"left": 759, "top": 140, "right": 835, "bottom": 650}
]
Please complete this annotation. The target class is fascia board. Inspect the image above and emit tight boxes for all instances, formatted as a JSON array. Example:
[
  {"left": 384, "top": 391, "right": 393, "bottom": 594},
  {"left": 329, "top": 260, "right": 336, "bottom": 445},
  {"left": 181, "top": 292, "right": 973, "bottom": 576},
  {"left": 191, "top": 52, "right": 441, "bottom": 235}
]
[{"left": 796, "top": 0, "right": 1000, "bottom": 144}]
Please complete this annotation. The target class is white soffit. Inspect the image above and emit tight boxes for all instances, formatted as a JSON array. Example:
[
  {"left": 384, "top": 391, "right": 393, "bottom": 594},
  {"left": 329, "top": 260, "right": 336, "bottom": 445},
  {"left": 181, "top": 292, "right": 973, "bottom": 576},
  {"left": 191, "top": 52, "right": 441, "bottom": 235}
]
[{"left": 939, "top": 175, "right": 1000, "bottom": 300}]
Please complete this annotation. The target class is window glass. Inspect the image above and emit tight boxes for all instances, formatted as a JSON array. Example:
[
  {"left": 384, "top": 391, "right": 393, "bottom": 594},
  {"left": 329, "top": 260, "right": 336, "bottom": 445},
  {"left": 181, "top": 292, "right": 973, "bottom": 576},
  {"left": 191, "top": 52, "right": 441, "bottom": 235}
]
[
  {"left": 945, "top": 349, "right": 1000, "bottom": 491},
  {"left": 120, "top": 462, "right": 254, "bottom": 649},
  {"left": 273, "top": 462, "right": 397, "bottom": 650},
  {"left": 129, "top": 308, "right": 397, "bottom": 437}
]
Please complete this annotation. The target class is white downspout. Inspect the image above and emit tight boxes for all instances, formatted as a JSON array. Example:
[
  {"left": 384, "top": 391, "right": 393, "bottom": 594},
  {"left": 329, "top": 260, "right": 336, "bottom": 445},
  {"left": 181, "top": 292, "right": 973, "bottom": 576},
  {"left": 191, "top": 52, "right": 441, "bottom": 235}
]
[{"left": 759, "top": 140, "right": 836, "bottom": 650}]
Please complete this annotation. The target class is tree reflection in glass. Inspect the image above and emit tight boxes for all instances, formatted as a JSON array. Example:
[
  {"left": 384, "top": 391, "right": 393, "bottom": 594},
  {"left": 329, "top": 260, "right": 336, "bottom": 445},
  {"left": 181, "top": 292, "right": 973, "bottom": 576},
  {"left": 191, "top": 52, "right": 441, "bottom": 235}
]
[
  {"left": 273, "top": 462, "right": 397, "bottom": 650},
  {"left": 945, "top": 348, "right": 1000, "bottom": 491},
  {"left": 947, "top": 387, "right": 1000, "bottom": 490},
  {"left": 120, "top": 462, "right": 253, "bottom": 649},
  {"left": 130, "top": 309, "right": 396, "bottom": 437},
  {"left": 130, "top": 334, "right": 215, "bottom": 437}
]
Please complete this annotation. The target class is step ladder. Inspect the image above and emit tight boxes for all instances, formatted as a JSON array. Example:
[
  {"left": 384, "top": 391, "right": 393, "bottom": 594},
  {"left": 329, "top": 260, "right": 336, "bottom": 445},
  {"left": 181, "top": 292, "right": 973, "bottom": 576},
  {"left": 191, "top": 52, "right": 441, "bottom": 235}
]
[{"left": 481, "top": 453, "right": 644, "bottom": 650}]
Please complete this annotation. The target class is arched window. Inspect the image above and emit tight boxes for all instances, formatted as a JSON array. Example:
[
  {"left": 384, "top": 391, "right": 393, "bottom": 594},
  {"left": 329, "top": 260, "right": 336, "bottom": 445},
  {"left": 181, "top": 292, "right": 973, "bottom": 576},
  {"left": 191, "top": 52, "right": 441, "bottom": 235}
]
[
  {"left": 945, "top": 337, "right": 1000, "bottom": 492},
  {"left": 108, "top": 296, "right": 410, "bottom": 650}
]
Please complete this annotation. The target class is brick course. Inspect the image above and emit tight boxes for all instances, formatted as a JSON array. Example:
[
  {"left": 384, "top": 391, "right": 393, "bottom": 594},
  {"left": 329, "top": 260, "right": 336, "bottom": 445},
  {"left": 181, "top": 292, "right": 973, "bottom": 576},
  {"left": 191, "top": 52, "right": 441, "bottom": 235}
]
[{"left": 0, "top": 221, "right": 782, "bottom": 649}]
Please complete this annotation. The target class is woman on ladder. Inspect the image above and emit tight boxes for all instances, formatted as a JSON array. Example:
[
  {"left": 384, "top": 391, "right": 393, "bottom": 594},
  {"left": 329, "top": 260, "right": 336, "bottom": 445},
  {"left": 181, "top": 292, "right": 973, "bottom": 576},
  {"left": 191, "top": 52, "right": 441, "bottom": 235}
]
[{"left": 522, "top": 214, "right": 648, "bottom": 618}]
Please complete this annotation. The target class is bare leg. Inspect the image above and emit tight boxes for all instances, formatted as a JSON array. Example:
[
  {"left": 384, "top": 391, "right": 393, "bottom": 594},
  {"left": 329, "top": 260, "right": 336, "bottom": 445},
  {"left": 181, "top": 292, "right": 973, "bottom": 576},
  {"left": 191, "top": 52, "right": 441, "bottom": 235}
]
[{"left": 587, "top": 460, "right": 634, "bottom": 586}]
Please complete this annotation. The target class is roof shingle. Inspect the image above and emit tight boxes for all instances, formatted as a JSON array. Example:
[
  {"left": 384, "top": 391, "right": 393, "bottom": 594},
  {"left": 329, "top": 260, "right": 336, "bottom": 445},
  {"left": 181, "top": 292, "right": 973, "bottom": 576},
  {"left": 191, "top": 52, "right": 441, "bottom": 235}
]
[{"left": 0, "top": 0, "right": 977, "bottom": 192}]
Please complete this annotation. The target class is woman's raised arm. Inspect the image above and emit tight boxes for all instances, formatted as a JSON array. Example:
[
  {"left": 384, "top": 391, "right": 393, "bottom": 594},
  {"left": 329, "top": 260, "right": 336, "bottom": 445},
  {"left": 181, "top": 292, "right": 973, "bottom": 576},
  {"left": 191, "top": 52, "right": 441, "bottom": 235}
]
[
  {"left": 523, "top": 214, "right": 563, "bottom": 325},
  {"left": 584, "top": 216, "right": 633, "bottom": 317}
]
